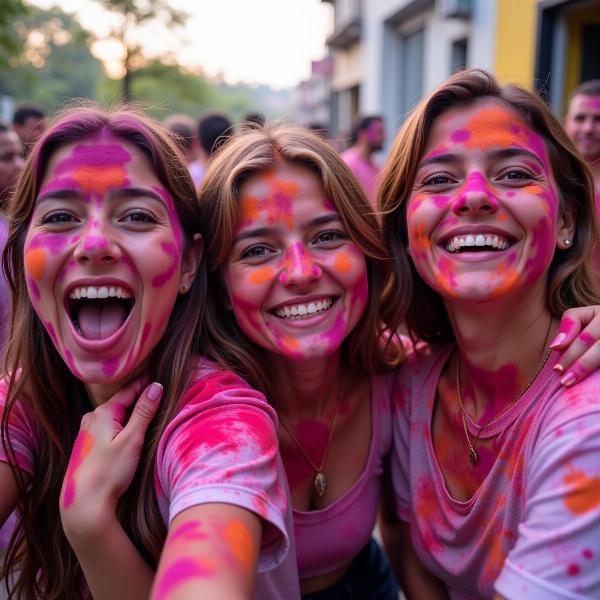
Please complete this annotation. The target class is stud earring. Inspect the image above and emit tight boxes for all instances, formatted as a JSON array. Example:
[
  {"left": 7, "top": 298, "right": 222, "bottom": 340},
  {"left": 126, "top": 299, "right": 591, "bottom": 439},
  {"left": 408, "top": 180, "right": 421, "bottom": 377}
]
[
  {"left": 564, "top": 239, "right": 571, "bottom": 246},
  {"left": 180, "top": 283, "right": 189, "bottom": 293}
]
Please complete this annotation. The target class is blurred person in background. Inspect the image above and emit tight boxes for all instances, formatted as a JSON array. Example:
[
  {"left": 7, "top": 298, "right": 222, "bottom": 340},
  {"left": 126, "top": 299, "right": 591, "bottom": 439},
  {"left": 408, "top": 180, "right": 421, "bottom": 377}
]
[
  {"left": 163, "top": 113, "right": 199, "bottom": 169},
  {"left": 189, "top": 112, "right": 233, "bottom": 187},
  {"left": 341, "top": 115, "right": 386, "bottom": 208},
  {"left": 565, "top": 80, "right": 600, "bottom": 204},
  {"left": 12, "top": 105, "right": 47, "bottom": 158},
  {"left": 241, "top": 112, "right": 266, "bottom": 130}
]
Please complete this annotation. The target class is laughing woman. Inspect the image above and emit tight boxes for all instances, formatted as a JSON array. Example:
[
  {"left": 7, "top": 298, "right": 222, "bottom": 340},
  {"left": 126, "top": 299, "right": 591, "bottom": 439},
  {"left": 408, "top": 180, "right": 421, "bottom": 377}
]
[
  {"left": 0, "top": 107, "right": 299, "bottom": 599},
  {"left": 380, "top": 69, "right": 600, "bottom": 599}
]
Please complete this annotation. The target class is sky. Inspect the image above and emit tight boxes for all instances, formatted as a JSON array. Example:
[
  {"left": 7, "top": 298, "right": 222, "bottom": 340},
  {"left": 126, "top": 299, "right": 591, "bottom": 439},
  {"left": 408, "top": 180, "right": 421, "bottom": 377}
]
[{"left": 29, "top": 0, "right": 334, "bottom": 89}]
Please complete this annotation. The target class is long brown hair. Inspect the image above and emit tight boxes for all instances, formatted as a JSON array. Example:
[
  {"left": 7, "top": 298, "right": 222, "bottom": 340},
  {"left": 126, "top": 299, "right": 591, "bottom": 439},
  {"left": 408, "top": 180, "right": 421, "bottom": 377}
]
[
  {"left": 199, "top": 123, "right": 396, "bottom": 399},
  {"left": 1, "top": 105, "right": 207, "bottom": 598},
  {"left": 379, "top": 68, "right": 600, "bottom": 343}
]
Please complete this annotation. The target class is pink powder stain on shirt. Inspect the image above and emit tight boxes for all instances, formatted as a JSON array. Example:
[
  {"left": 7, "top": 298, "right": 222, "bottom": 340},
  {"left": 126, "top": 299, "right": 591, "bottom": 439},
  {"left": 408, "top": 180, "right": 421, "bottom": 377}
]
[
  {"left": 567, "top": 563, "right": 581, "bottom": 576},
  {"left": 62, "top": 430, "right": 94, "bottom": 508},
  {"left": 583, "top": 548, "right": 594, "bottom": 559},
  {"left": 154, "top": 558, "right": 216, "bottom": 599},
  {"left": 102, "top": 356, "right": 120, "bottom": 377},
  {"left": 152, "top": 241, "right": 179, "bottom": 287}
]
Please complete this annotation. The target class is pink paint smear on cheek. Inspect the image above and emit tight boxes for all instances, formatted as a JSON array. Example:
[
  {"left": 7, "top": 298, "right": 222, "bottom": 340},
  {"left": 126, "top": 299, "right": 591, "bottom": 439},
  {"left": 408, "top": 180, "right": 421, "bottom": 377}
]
[
  {"left": 27, "top": 278, "right": 40, "bottom": 301},
  {"left": 152, "top": 242, "right": 179, "bottom": 287},
  {"left": 154, "top": 558, "right": 216, "bottom": 599},
  {"left": 59, "top": 259, "right": 78, "bottom": 283},
  {"left": 62, "top": 430, "right": 94, "bottom": 508},
  {"left": 28, "top": 232, "right": 69, "bottom": 255},
  {"left": 152, "top": 186, "right": 184, "bottom": 254},
  {"left": 102, "top": 356, "right": 120, "bottom": 377}
]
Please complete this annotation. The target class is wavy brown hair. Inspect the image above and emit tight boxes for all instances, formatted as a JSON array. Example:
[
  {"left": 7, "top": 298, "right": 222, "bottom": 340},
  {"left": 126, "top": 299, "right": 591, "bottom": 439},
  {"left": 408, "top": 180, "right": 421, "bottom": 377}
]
[
  {"left": 1, "top": 105, "right": 207, "bottom": 598},
  {"left": 199, "top": 124, "right": 397, "bottom": 399},
  {"left": 379, "top": 68, "right": 600, "bottom": 343}
]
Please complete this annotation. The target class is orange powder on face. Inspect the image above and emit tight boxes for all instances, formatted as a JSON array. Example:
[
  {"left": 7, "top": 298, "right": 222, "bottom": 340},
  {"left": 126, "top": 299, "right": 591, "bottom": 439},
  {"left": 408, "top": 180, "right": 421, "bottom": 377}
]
[
  {"left": 73, "top": 165, "right": 127, "bottom": 195},
  {"left": 249, "top": 266, "right": 276, "bottom": 285},
  {"left": 281, "top": 334, "right": 300, "bottom": 352},
  {"left": 333, "top": 252, "right": 352, "bottom": 274},
  {"left": 563, "top": 467, "right": 600, "bottom": 515},
  {"left": 239, "top": 196, "right": 261, "bottom": 222},
  {"left": 462, "top": 108, "right": 530, "bottom": 150},
  {"left": 25, "top": 248, "right": 47, "bottom": 280},
  {"left": 488, "top": 266, "right": 520, "bottom": 299},
  {"left": 223, "top": 519, "right": 254, "bottom": 576}
]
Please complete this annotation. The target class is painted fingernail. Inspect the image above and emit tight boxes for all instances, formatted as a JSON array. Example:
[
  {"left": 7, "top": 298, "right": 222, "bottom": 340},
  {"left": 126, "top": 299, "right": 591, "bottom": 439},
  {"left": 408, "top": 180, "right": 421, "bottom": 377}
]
[
  {"left": 560, "top": 372, "right": 576, "bottom": 387},
  {"left": 147, "top": 382, "right": 163, "bottom": 401},
  {"left": 553, "top": 363, "right": 564, "bottom": 373},
  {"left": 549, "top": 332, "right": 567, "bottom": 349}
]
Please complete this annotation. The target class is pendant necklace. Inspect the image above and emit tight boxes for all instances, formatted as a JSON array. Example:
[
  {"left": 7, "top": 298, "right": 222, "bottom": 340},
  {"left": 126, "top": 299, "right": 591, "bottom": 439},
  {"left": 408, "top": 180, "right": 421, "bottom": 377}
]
[
  {"left": 279, "top": 382, "right": 343, "bottom": 498},
  {"left": 455, "top": 319, "right": 554, "bottom": 465}
]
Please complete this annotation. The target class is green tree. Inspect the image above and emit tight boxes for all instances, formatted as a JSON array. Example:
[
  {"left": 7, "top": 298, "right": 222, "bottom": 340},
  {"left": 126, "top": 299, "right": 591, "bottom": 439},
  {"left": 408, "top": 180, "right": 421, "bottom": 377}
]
[
  {"left": 0, "top": 5, "right": 103, "bottom": 110},
  {"left": 0, "top": 0, "right": 28, "bottom": 69},
  {"left": 91, "top": 0, "right": 188, "bottom": 100}
]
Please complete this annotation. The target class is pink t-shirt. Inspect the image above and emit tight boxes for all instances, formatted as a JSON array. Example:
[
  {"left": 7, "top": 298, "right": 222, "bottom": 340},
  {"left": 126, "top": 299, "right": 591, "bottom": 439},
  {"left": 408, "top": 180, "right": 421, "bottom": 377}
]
[
  {"left": 392, "top": 344, "right": 600, "bottom": 600},
  {"left": 0, "top": 362, "right": 301, "bottom": 600},
  {"left": 341, "top": 147, "right": 380, "bottom": 207},
  {"left": 294, "top": 370, "right": 395, "bottom": 579}
]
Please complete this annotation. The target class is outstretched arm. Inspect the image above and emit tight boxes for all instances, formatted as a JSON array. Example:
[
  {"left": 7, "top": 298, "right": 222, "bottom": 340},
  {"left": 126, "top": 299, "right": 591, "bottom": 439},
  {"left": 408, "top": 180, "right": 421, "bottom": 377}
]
[
  {"left": 151, "top": 503, "right": 261, "bottom": 600},
  {"left": 60, "top": 378, "right": 163, "bottom": 600}
]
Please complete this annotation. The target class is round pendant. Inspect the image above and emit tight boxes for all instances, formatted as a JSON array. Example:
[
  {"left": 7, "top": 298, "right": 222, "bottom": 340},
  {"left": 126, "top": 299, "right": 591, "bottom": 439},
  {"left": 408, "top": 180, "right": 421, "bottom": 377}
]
[
  {"left": 468, "top": 448, "right": 478, "bottom": 465},
  {"left": 314, "top": 471, "right": 327, "bottom": 497}
]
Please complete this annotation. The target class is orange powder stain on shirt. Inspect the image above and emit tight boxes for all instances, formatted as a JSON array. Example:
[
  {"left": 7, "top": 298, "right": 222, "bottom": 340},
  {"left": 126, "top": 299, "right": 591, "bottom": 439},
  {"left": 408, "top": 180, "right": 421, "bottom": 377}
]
[
  {"left": 333, "top": 252, "right": 352, "bottom": 274},
  {"left": 223, "top": 519, "right": 254, "bottom": 577},
  {"left": 24, "top": 248, "right": 47, "bottom": 280},
  {"left": 563, "top": 466, "right": 600, "bottom": 515},
  {"left": 73, "top": 165, "right": 127, "bottom": 195},
  {"left": 249, "top": 266, "right": 276, "bottom": 285},
  {"left": 463, "top": 108, "right": 530, "bottom": 150}
]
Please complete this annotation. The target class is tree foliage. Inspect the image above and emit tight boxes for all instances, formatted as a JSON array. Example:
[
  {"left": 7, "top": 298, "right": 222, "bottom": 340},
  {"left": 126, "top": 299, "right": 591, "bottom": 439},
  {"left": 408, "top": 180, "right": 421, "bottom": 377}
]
[
  {"left": 90, "top": 0, "right": 189, "bottom": 99},
  {"left": 0, "top": 0, "right": 28, "bottom": 69},
  {"left": 0, "top": 5, "right": 103, "bottom": 110}
]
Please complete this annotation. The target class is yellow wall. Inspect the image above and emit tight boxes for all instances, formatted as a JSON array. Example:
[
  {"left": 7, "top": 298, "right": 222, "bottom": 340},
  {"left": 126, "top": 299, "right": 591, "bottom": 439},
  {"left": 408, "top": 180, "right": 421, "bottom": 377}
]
[{"left": 494, "top": 0, "right": 538, "bottom": 87}]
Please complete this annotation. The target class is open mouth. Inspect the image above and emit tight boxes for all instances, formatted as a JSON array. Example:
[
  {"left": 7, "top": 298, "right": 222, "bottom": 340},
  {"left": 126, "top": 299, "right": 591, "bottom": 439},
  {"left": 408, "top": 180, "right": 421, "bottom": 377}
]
[
  {"left": 67, "top": 285, "right": 134, "bottom": 340},
  {"left": 444, "top": 233, "right": 512, "bottom": 254},
  {"left": 273, "top": 297, "right": 336, "bottom": 320}
]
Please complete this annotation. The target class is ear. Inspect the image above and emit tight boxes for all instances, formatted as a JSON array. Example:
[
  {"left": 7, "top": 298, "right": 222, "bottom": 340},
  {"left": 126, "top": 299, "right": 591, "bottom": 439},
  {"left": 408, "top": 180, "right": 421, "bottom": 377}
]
[
  {"left": 179, "top": 233, "right": 203, "bottom": 294},
  {"left": 556, "top": 203, "right": 576, "bottom": 251}
]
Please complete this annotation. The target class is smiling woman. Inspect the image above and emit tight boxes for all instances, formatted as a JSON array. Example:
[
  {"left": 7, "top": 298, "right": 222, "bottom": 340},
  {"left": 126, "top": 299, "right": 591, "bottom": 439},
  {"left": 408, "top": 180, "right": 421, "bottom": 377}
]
[
  {"left": 0, "top": 106, "right": 299, "bottom": 599},
  {"left": 380, "top": 69, "right": 600, "bottom": 600}
]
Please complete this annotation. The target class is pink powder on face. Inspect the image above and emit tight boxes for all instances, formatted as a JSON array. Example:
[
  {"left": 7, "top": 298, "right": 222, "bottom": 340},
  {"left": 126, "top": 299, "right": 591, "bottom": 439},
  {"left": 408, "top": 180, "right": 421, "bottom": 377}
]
[
  {"left": 81, "top": 234, "right": 109, "bottom": 252},
  {"left": 27, "top": 232, "right": 69, "bottom": 255},
  {"left": 279, "top": 242, "right": 320, "bottom": 285},
  {"left": 432, "top": 195, "right": 451, "bottom": 209},
  {"left": 451, "top": 129, "right": 470, "bottom": 143},
  {"left": 152, "top": 186, "right": 184, "bottom": 255},
  {"left": 102, "top": 357, "right": 120, "bottom": 377},
  {"left": 152, "top": 241, "right": 179, "bottom": 287},
  {"left": 154, "top": 558, "right": 216, "bottom": 599}
]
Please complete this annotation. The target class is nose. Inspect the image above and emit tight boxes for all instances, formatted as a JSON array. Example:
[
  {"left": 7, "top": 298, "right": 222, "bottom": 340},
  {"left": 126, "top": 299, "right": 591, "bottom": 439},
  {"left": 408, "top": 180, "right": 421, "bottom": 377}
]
[
  {"left": 279, "top": 242, "right": 322, "bottom": 287},
  {"left": 452, "top": 172, "right": 498, "bottom": 216},
  {"left": 73, "top": 221, "right": 122, "bottom": 266}
]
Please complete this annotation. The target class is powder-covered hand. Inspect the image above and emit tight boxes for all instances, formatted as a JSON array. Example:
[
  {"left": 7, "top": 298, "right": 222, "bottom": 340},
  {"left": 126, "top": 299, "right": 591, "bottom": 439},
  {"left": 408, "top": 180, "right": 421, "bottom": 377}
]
[
  {"left": 551, "top": 305, "right": 600, "bottom": 386},
  {"left": 59, "top": 377, "right": 163, "bottom": 543}
]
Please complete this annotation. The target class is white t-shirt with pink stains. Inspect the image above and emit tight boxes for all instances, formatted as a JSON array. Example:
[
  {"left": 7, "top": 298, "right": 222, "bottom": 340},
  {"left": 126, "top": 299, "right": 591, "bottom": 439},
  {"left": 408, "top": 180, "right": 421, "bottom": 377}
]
[
  {"left": 0, "top": 362, "right": 300, "bottom": 600},
  {"left": 392, "top": 344, "right": 600, "bottom": 600}
]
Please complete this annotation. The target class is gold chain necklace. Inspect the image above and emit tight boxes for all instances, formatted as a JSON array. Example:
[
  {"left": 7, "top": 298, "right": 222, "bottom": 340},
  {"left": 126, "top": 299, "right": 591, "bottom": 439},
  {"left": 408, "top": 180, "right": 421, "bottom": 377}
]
[
  {"left": 278, "top": 383, "right": 343, "bottom": 498},
  {"left": 456, "top": 319, "right": 554, "bottom": 465}
]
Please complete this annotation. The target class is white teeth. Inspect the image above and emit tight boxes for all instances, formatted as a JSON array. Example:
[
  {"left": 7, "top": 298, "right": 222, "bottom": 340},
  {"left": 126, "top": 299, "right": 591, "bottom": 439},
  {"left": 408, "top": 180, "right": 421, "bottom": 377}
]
[
  {"left": 445, "top": 233, "right": 511, "bottom": 253},
  {"left": 274, "top": 297, "right": 334, "bottom": 319},
  {"left": 69, "top": 285, "right": 132, "bottom": 300}
]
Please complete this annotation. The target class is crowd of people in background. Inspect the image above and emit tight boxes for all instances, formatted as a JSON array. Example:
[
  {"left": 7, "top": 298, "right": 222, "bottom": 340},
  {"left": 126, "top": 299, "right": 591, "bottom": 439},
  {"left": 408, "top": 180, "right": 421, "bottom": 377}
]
[{"left": 0, "top": 72, "right": 598, "bottom": 600}]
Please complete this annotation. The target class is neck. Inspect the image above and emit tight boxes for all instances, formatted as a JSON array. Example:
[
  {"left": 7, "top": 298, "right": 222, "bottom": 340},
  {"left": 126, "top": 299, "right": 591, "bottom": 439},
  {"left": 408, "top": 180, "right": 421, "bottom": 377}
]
[
  {"left": 446, "top": 283, "right": 555, "bottom": 421},
  {"left": 268, "top": 351, "right": 346, "bottom": 421},
  {"left": 355, "top": 139, "right": 373, "bottom": 161},
  {"left": 85, "top": 382, "right": 119, "bottom": 407}
]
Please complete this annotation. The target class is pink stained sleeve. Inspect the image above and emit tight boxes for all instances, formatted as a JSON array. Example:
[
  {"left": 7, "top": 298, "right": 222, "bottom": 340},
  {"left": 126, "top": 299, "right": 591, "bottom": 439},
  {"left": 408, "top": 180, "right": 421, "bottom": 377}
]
[
  {"left": 157, "top": 370, "right": 290, "bottom": 572},
  {"left": 0, "top": 379, "right": 36, "bottom": 477},
  {"left": 495, "top": 392, "right": 600, "bottom": 599}
]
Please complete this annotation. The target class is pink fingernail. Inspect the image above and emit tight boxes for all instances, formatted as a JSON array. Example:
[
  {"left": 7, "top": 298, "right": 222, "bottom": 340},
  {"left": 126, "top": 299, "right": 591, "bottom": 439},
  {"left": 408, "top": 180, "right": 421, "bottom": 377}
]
[
  {"left": 553, "top": 363, "right": 564, "bottom": 373},
  {"left": 147, "top": 382, "right": 163, "bottom": 401},
  {"left": 549, "top": 332, "right": 566, "bottom": 349},
  {"left": 560, "top": 372, "right": 576, "bottom": 387}
]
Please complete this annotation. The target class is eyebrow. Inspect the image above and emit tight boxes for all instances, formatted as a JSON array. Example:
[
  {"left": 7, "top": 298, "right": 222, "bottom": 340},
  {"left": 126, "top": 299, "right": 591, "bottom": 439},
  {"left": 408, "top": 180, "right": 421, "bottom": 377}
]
[
  {"left": 417, "top": 147, "right": 544, "bottom": 170},
  {"left": 233, "top": 213, "right": 342, "bottom": 244},
  {"left": 37, "top": 187, "right": 166, "bottom": 204}
]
